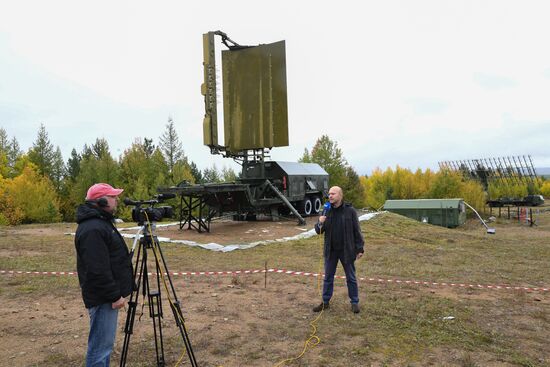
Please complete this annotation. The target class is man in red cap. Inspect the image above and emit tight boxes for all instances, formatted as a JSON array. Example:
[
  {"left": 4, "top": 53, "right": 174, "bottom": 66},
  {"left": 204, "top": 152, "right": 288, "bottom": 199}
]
[{"left": 75, "top": 183, "right": 133, "bottom": 366}]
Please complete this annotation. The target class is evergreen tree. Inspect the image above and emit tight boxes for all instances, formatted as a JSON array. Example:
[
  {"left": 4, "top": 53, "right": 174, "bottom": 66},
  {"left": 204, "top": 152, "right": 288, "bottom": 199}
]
[
  {"left": 92, "top": 138, "right": 110, "bottom": 159},
  {"left": 66, "top": 148, "right": 81, "bottom": 182},
  {"left": 50, "top": 147, "right": 66, "bottom": 192},
  {"left": 189, "top": 161, "right": 204, "bottom": 184},
  {"left": 342, "top": 165, "right": 366, "bottom": 207},
  {"left": 0, "top": 131, "right": 22, "bottom": 178},
  {"left": 143, "top": 138, "right": 155, "bottom": 158},
  {"left": 203, "top": 164, "right": 221, "bottom": 183},
  {"left": 7, "top": 137, "right": 21, "bottom": 175},
  {"left": 28, "top": 123, "right": 55, "bottom": 177},
  {"left": 159, "top": 118, "right": 185, "bottom": 174},
  {"left": 0, "top": 128, "right": 8, "bottom": 153}
]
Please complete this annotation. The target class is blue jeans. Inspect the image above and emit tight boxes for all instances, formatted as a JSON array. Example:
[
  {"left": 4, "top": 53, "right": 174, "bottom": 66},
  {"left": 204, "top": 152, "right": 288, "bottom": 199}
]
[
  {"left": 322, "top": 249, "right": 359, "bottom": 304},
  {"left": 86, "top": 303, "right": 119, "bottom": 367}
]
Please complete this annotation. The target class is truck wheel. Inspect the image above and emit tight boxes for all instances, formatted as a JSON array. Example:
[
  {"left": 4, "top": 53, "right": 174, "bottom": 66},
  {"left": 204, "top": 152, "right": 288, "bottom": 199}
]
[
  {"left": 300, "top": 197, "right": 313, "bottom": 216},
  {"left": 313, "top": 197, "right": 322, "bottom": 214}
]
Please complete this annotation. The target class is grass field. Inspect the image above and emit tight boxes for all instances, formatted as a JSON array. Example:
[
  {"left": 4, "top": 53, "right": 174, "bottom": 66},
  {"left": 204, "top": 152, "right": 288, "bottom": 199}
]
[{"left": 1, "top": 207, "right": 550, "bottom": 366}]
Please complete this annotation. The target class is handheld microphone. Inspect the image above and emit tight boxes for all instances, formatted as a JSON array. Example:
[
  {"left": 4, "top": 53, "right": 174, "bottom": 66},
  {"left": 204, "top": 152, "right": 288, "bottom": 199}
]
[{"left": 322, "top": 202, "right": 331, "bottom": 216}]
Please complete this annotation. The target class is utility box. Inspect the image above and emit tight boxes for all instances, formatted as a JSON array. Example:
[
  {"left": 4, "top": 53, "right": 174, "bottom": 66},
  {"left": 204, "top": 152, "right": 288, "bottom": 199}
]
[{"left": 383, "top": 199, "right": 466, "bottom": 228}]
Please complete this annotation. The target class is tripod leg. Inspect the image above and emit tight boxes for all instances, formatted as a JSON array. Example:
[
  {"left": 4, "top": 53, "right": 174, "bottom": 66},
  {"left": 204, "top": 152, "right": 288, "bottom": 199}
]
[
  {"left": 153, "top": 240, "right": 199, "bottom": 367},
  {"left": 149, "top": 290, "right": 166, "bottom": 367},
  {"left": 119, "top": 242, "right": 145, "bottom": 367},
  {"left": 169, "top": 301, "right": 199, "bottom": 367}
]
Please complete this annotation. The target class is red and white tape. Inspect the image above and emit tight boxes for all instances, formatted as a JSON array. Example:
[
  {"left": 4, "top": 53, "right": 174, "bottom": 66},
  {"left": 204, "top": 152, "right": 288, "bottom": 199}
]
[{"left": 1, "top": 269, "right": 548, "bottom": 293}]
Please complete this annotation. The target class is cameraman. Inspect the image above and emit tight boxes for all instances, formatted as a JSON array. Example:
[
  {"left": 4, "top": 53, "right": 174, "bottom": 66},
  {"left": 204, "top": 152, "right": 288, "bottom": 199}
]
[{"left": 75, "top": 183, "right": 133, "bottom": 367}]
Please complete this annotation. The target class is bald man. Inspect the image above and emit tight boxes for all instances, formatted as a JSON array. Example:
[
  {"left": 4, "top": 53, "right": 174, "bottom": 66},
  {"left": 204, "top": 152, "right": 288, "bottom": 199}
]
[{"left": 313, "top": 186, "right": 365, "bottom": 313}]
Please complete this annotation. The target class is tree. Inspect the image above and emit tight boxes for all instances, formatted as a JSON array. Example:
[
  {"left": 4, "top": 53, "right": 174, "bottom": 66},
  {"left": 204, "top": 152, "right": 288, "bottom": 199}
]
[
  {"left": 159, "top": 118, "right": 185, "bottom": 175},
  {"left": 0, "top": 128, "right": 8, "bottom": 153},
  {"left": 0, "top": 165, "right": 61, "bottom": 224},
  {"left": 66, "top": 148, "right": 81, "bottom": 182},
  {"left": 119, "top": 138, "right": 169, "bottom": 200},
  {"left": 7, "top": 137, "right": 21, "bottom": 177},
  {"left": 0, "top": 130, "right": 22, "bottom": 178},
  {"left": 221, "top": 166, "right": 237, "bottom": 182},
  {"left": 342, "top": 165, "right": 366, "bottom": 207},
  {"left": 189, "top": 161, "right": 204, "bottom": 184},
  {"left": 91, "top": 138, "right": 110, "bottom": 159},
  {"left": 300, "top": 135, "right": 348, "bottom": 187},
  {"left": 70, "top": 140, "right": 120, "bottom": 208},
  {"left": 143, "top": 138, "right": 155, "bottom": 158},
  {"left": 428, "top": 170, "right": 462, "bottom": 198},
  {"left": 50, "top": 147, "right": 66, "bottom": 192},
  {"left": 203, "top": 164, "right": 221, "bottom": 183},
  {"left": 28, "top": 123, "right": 55, "bottom": 177}
]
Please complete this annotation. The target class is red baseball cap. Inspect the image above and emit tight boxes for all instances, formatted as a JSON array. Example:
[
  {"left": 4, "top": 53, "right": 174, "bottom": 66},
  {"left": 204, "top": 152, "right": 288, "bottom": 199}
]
[{"left": 86, "top": 183, "right": 124, "bottom": 200}]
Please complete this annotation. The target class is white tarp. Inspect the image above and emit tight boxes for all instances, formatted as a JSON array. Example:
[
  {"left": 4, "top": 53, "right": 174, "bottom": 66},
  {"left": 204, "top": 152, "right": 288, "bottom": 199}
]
[
  {"left": 121, "top": 212, "right": 380, "bottom": 252},
  {"left": 68, "top": 212, "right": 381, "bottom": 252}
]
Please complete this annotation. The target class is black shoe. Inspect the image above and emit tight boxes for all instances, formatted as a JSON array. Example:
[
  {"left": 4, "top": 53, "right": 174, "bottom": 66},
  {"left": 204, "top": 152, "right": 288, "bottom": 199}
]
[
  {"left": 351, "top": 304, "right": 360, "bottom": 313},
  {"left": 312, "top": 302, "right": 329, "bottom": 312}
]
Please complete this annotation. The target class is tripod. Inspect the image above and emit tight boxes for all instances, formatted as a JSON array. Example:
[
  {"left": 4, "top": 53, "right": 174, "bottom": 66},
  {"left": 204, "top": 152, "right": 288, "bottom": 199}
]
[{"left": 119, "top": 220, "right": 198, "bottom": 367}]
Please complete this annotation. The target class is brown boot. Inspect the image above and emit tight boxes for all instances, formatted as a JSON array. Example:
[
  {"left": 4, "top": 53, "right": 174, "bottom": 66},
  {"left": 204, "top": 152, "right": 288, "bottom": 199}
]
[
  {"left": 312, "top": 302, "right": 329, "bottom": 312},
  {"left": 351, "top": 304, "right": 360, "bottom": 313}
]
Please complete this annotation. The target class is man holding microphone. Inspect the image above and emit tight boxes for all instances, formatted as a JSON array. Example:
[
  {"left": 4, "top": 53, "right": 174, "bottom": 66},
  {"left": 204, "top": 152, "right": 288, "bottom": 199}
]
[{"left": 313, "top": 186, "right": 364, "bottom": 313}]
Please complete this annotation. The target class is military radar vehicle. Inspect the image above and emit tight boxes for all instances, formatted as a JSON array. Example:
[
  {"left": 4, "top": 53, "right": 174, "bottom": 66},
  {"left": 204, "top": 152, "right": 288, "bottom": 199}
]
[{"left": 160, "top": 31, "right": 328, "bottom": 232}]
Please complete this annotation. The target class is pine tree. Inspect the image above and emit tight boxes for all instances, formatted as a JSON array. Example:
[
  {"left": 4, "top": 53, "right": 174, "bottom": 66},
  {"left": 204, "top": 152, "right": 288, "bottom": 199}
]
[
  {"left": 189, "top": 161, "right": 203, "bottom": 184},
  {"left": 342, "top": 165, "right": 366, "bottom": 207},
  {"left": 203, "top": 164, "right": 221, "bottom": 183},
  {"left": 0, "top": 128, "right": 8, "bottom": 153},
  {"left": 50, "top": 147, "right": 66, "bottom": 192},
  {"left": 92, "top": 138, "right": 110, "bottom": 159},
  {"left": 159, "top": 118, "right": 185, "bottom": 175},
  {"left": 142, "top": 138, "right": 155, "bottom": 158},
  {"left": 66, "top": 148, "right": 81, "bottom": 182},
  {"left": 28, "top": 123, "right": 55, "bottom": 177}
]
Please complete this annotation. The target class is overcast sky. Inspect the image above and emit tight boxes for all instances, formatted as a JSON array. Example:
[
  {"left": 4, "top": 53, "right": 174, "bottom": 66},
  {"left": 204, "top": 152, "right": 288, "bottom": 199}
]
[{"left": 1, "top": 0, "right": 549, "bottom": 175}]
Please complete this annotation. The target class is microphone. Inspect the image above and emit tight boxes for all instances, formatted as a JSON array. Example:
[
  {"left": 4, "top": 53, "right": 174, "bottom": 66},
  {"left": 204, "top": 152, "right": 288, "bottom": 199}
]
[{"left": 322, "top": 202, "right": 331, "bottom": 216}]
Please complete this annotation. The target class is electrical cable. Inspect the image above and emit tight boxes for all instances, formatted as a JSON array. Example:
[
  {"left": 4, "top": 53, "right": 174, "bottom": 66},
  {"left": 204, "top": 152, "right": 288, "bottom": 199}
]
[{"left": 273, "top": 226, "right": 325, "bottom": 367}]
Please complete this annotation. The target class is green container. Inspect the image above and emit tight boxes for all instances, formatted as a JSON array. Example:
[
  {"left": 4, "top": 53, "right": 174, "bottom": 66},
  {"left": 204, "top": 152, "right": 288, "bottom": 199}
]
[{"left": 383, "top": 199, "right": 466, "bottom": 228}]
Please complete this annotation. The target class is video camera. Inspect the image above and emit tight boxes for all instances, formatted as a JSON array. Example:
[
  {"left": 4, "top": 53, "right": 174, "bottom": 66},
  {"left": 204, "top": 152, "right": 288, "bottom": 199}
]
[{"left": 124, "top": 193, "right": 175, "bottom": 225}]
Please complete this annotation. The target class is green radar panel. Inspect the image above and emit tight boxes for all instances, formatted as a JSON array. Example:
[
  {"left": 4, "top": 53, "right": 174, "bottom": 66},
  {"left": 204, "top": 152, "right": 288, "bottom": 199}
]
[{"left": 202, "top": 31, "right": 289, "bottom": 156}]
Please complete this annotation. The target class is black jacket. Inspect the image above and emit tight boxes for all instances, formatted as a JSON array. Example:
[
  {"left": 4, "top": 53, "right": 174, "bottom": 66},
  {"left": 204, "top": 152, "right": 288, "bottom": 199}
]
[
  {"left": 75, "top": 204, "right": 133, "bottom": 308},
  {"left": 314, "top": 203, "right": 365, "bottom": 264}
]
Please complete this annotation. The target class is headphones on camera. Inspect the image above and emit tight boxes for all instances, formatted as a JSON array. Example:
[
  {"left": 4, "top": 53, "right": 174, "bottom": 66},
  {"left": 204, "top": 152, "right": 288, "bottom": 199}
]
[{"left": 86, "top": 197, "right": 109, "bottom": 208}]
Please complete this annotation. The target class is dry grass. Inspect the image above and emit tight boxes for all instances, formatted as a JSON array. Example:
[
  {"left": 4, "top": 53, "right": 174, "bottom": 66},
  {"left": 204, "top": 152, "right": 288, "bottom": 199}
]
[{"left": 1, "top": 206, "right": 550, "bottom": 366}]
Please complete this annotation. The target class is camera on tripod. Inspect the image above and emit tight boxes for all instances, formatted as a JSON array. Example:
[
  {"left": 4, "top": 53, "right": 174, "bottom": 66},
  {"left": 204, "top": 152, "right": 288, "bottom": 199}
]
[{"left": 124, "top": 193, "right": 175, "bottom": 225}]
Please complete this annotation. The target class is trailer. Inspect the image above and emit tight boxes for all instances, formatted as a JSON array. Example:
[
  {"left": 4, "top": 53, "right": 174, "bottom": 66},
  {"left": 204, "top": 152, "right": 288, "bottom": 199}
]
[{"left": 160, "top": 161, "right": 328, "bottom": 232}]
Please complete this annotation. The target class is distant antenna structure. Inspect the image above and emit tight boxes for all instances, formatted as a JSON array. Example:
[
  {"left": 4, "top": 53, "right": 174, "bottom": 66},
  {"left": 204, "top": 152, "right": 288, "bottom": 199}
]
[{"left": 438, "top": 155, "right": 541, "bottom": 189}]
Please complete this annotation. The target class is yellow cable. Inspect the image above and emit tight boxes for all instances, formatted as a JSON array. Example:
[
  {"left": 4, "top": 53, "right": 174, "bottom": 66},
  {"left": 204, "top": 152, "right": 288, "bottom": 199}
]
[{"left": 273, "top": 225, "right": 325, "bottom": 367}]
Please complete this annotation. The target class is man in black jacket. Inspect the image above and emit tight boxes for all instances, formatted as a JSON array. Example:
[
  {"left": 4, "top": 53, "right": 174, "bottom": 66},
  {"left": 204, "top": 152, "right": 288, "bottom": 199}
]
[
  {"left": 313, "top": 186, "right": 365, "bottom": 313},
  {"left": 75, "top": 183, "right": 133, "bottom": 366}
]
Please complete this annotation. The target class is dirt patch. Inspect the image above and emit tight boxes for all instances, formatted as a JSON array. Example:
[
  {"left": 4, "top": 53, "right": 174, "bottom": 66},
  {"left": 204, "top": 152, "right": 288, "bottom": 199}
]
[{"left": 148, "top": 217, "right": 313, "bottom": 245}]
